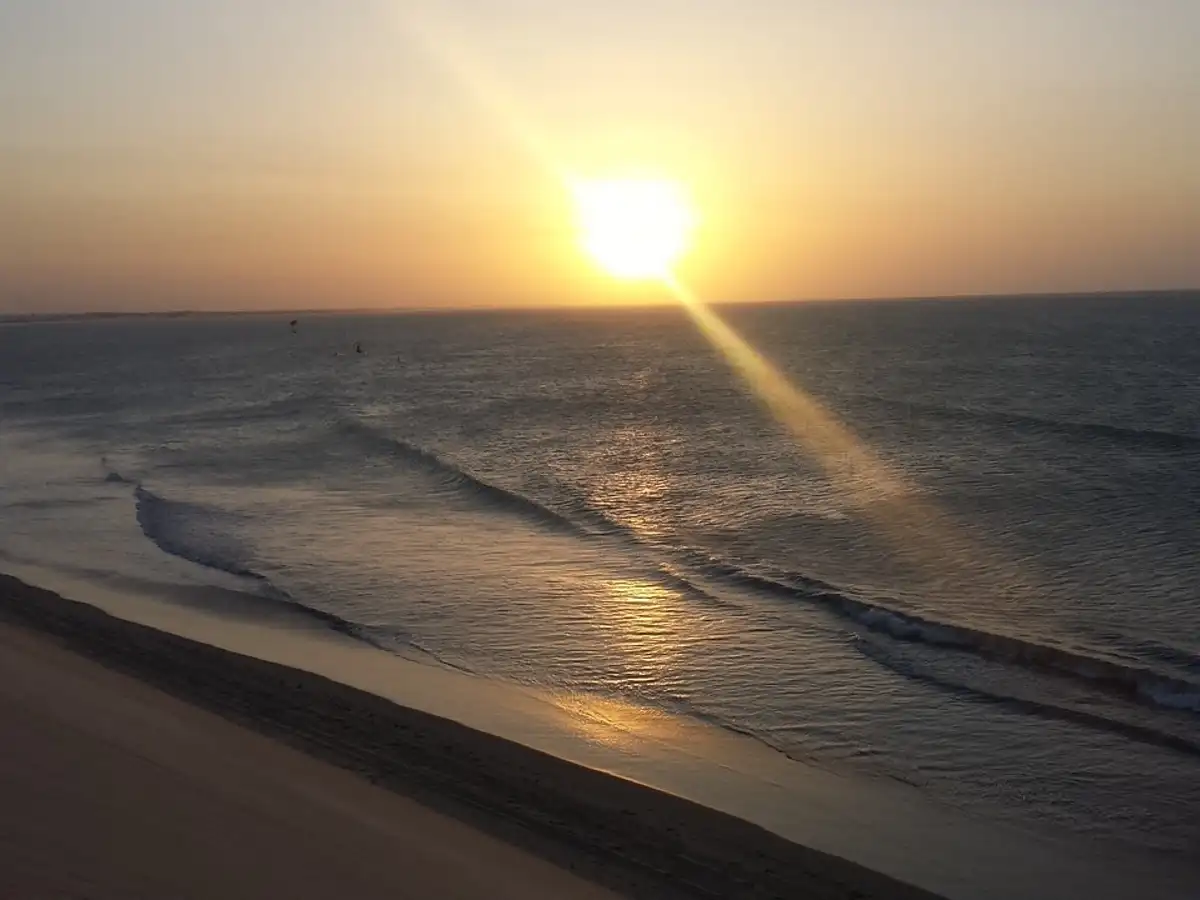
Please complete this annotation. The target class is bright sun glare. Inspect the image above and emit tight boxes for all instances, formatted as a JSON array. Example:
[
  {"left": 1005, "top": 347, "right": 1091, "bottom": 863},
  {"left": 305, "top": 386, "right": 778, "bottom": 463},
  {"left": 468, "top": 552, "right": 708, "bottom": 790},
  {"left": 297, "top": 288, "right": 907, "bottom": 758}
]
[{"left": 572, "top": 178, "right": 695, "bottom": 279}]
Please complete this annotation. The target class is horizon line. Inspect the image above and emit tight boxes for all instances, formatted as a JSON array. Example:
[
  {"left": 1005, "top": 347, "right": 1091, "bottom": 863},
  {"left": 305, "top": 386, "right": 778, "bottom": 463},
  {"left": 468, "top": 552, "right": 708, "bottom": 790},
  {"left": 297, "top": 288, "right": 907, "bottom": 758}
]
[{"left": 2, "top": 286, "right": 1197, "bottom": 323}]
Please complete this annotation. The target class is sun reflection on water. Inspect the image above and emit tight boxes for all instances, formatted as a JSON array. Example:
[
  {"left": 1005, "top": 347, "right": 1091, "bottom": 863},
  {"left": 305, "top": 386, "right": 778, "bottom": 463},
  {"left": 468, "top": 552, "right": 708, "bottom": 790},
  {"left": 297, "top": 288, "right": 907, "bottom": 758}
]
[
  {"left": 551, "top": 690, "right": 693, "bottom": 754},
  {"left": 585, "top": 438, "right": 674, "bottom": 539},
  {"left": 592, "top": 577, "right": 688, "bottom": 680}
]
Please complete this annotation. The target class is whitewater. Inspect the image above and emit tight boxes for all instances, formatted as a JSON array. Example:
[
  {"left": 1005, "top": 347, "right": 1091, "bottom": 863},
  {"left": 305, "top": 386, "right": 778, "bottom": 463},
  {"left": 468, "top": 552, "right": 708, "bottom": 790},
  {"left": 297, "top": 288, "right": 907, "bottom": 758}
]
[{"left": 2, "top": 294, "right": 1199, "bottom": 871}]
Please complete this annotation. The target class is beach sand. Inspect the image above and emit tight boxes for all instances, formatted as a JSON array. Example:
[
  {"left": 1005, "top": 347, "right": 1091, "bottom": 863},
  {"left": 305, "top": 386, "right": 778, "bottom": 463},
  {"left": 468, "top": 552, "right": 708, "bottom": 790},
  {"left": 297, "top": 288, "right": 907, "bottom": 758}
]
[{"left": 0, "top": 573, "right": 940, "bottom": 900}]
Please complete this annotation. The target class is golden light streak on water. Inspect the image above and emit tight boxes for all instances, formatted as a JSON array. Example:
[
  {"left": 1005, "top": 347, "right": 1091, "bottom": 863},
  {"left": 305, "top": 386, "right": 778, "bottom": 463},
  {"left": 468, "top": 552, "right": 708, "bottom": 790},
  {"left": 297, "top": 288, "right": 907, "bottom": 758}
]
[
  {"left": 665, "top": 274, "right": 908, "bottom": 507},
  {"left": 663, "top": 274, "right": 1020, "bottom": 593}
]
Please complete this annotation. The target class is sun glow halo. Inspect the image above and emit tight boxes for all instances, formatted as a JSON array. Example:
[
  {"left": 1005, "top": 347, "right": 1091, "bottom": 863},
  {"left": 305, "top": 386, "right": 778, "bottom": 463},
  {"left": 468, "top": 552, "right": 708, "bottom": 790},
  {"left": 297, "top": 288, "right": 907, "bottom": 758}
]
[{"left": 572, "top": 178, "right": 695, "bottom": 279}]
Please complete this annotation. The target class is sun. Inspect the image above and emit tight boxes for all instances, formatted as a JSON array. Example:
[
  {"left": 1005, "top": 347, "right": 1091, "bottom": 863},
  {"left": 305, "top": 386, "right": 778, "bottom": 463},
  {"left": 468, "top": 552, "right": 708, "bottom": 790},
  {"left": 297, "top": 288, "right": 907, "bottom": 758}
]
[{"left": 572, "top": 177, "right": 695, "bottom": 279}]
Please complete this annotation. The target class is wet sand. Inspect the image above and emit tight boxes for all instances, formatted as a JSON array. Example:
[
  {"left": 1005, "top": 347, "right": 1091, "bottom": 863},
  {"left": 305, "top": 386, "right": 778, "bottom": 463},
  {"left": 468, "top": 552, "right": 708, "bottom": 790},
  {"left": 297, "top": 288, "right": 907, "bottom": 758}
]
[{"left": 0, "top": 572, "right": 940, "bottom": 900}]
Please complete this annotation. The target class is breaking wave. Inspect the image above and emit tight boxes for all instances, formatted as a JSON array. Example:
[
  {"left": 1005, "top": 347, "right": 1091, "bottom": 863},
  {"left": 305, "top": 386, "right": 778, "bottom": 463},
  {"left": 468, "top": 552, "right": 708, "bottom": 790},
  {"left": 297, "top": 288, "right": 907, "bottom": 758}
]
[{"left": 707, "top": 560, "right": 1200, "bottom": 717}]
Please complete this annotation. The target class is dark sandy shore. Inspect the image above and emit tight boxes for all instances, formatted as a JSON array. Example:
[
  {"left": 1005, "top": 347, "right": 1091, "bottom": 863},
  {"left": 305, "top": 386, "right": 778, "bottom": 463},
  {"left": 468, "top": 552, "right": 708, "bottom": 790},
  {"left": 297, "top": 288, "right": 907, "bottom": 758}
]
[{"left": 0, "top": 572, "right": 942, "bottom": 899}]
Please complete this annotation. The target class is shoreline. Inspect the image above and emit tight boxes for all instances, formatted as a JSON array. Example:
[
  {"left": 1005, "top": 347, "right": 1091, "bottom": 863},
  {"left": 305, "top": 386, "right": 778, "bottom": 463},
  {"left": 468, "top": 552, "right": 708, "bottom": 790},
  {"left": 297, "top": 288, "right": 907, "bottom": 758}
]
[
  {"left": 0, "top": 572, "right": 939, "bottom": 900},
  {"left": 5, "top": 563, "right": 1197, "bottom": 900}
]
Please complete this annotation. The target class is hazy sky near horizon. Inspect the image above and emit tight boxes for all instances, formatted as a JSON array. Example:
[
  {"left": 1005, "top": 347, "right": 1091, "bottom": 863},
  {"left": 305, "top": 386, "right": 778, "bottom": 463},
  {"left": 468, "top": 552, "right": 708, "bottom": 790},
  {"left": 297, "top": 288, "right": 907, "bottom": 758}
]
[{"left": 2, "top": 0, "right": 1199, "bottom": 312}]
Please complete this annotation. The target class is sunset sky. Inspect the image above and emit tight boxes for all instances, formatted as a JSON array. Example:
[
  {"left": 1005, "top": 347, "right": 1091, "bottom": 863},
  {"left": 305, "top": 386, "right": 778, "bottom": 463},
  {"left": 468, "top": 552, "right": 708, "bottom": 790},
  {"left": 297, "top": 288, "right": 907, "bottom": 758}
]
[{"left": 2, "top": 0, "right": 1198, "bottom": 312}]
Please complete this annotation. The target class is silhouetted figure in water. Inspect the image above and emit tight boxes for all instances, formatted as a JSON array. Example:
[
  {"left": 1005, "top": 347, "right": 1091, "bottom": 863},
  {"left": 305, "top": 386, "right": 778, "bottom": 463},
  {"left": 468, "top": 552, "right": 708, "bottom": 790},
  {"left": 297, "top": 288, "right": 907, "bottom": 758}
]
[
  {"left": 355, "top": 341, "right": 363, "bottom": 354},
  {"left": 289, "top": 319, "right": 298, "bottom": 334}
]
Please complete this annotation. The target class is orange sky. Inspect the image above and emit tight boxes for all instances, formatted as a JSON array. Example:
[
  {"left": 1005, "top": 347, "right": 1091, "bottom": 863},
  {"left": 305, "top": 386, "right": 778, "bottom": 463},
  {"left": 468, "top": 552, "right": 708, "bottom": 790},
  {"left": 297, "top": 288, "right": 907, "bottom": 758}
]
[{"left": 2, "top": 1, "right": 1198, "bottom": 312}]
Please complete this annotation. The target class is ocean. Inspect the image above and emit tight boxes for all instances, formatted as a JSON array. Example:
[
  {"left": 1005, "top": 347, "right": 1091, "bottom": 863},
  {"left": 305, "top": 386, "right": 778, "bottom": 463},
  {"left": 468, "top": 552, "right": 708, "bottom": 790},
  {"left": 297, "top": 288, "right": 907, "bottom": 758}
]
[{"left": 2, "top": 293, "right": 1199, "bottom": 863}]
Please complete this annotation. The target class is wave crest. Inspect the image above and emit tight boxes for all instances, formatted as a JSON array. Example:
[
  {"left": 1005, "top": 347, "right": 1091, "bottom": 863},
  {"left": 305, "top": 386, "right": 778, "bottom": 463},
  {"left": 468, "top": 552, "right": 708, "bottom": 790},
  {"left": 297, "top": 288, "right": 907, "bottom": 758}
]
[
  {"left": 133, "top": 485, "right": 373, "bottom": 640},
  {"left": 869, "top": 397, "right": 1200, "bottom": 452},
  {"left": 715, "top": 561, "right": 1200, "bottom": 716},
  {"left": 337, "top": 420, "right": 596, "bottom": 536}
]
